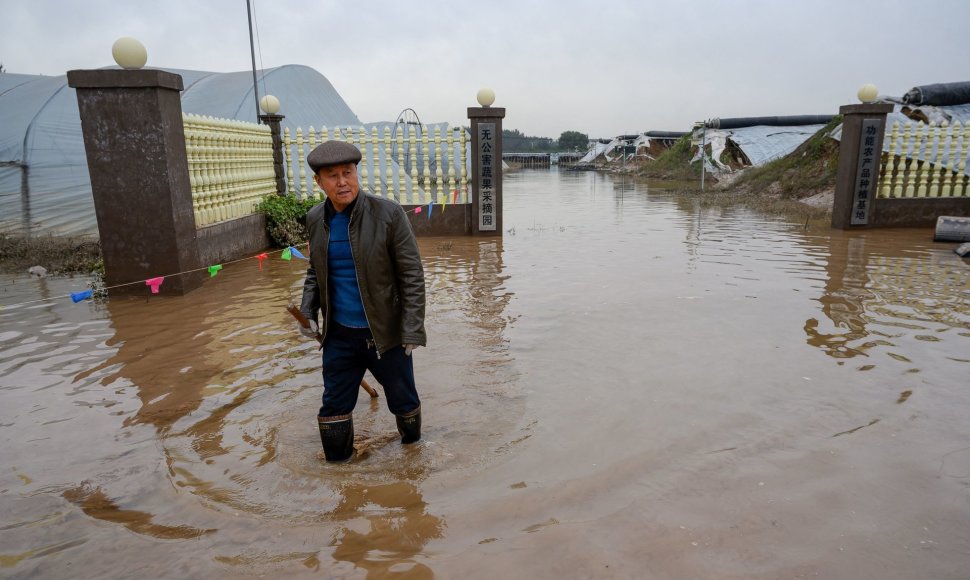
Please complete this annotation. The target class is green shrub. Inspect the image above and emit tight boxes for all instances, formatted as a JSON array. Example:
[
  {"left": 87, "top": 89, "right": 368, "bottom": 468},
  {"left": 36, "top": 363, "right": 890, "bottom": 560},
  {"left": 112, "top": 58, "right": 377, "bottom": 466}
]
[
  {"left": 256, "top": 194, "right": 321, "bottom": 247},
  {"left": 639, "top": 134, "right": 702, "bottom": 180}
]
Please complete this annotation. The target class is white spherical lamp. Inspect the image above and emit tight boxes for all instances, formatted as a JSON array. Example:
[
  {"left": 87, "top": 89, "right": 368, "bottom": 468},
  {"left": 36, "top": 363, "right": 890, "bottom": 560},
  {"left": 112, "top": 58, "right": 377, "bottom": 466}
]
[
  {"left": 111, "top": 37, "right": 148, "bottom": 70},
  {"left": 857, "top": 83, "right": 878, "bottom": 104},
  {"left": 476, "top": 88, "right": 496, "bottom": 107},
  {"left": 259, "top": 94, "right": 280, "bottom": 114}
]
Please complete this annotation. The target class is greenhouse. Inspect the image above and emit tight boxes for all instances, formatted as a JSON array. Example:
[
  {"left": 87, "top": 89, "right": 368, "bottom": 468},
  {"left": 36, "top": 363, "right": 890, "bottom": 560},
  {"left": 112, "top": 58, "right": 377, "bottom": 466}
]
[{"left": 0, "top": 65, "right": 362, "bottom": 236}]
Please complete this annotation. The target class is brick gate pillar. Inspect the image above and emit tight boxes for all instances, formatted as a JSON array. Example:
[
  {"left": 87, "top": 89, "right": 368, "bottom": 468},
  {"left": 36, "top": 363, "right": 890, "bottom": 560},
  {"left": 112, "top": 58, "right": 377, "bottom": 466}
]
[
  {"left": 832, "top": 102, "right": 894, "bottom": 229},
  {"left": 468, "top": 89, "right": 505, "bottom": 236},
  {"left": 67, "top": 69, "right": 203, "bottom": 295}
]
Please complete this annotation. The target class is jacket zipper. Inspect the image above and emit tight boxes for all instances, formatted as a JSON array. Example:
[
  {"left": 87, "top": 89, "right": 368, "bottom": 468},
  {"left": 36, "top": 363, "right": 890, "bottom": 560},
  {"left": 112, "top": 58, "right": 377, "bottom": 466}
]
[
  {"left": 348, "top": 200, "right": 381, "bottom": 359},
  {"left": 320, "top": 221, "right": 330, "bottom": 346}
]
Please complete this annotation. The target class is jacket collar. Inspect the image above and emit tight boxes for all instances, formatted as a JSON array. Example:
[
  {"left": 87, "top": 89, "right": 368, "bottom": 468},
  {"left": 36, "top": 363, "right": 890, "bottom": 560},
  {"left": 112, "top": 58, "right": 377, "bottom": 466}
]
[{"left": 324, "top": 194, "right": 363, "bottom": 223}]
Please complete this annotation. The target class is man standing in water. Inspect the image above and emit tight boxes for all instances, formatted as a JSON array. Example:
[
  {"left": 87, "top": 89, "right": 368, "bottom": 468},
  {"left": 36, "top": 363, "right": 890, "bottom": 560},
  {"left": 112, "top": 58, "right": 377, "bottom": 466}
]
[{"left": 298, "top": 140, "right": 426, "bottom": 462}]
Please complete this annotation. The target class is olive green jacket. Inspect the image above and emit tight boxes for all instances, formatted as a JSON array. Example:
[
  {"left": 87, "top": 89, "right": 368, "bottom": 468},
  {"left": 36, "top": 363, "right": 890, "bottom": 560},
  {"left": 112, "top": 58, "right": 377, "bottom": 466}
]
[{"left": 300, "top": 193, "right": 426, "bottom": 354}]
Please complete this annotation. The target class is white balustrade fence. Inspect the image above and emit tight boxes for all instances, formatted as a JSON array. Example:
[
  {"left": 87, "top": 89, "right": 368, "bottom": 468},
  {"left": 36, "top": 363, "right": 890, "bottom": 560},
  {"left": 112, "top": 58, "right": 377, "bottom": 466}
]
[
  {"left": 283, "top": 125, "right": 469, "bottom": 206},
  {"left": 183, "top": 113, "right": 277, "bottom": 227},
  {"left": 879, "top": 120, "right": 970, "bottom": 199}
]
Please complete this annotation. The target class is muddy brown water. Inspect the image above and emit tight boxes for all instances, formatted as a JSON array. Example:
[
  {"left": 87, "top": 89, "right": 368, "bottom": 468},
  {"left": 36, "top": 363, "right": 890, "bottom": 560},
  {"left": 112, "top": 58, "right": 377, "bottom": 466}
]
[{"left": 2, "top": 169, "right": 969, "bottom": 579}]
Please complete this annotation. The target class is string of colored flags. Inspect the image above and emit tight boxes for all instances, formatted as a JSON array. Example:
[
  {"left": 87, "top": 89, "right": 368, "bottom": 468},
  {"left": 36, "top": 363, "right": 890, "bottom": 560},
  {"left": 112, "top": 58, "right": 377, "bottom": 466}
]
[
  {"left": 1, "top": 245, "right": 310, "bottom": 310},
  {"left": 2, "top": 197, "right": 450, "bottom": 310},
  {"left": 407, "top": 190, "right": 461, "bottom": 220}
]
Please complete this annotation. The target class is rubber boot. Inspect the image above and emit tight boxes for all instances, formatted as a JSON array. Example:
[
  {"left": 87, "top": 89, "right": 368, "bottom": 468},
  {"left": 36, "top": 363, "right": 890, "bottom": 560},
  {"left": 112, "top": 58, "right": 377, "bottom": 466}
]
[
  {"left": 395, "top": 407, "right": 421, "bottom": 444},
  {"left": 318, "top": 414, "right": 354, "bottom": 462}
]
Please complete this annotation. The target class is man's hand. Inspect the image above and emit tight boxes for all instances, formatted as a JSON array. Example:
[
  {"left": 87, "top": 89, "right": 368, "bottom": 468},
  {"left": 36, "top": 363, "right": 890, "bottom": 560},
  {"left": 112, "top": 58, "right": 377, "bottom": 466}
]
[
  {"left": 299, "top": 319, "right": 319, "bottom": 339},
  {"left": 404, "top": 344, "right": 417, "bottom": 356}
]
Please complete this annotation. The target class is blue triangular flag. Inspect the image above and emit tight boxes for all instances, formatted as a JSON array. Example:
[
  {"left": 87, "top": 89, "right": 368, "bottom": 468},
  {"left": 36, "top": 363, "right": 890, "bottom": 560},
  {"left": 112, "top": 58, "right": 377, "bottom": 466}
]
[
  {"left": 289, "top": 246, "right": 308, "bottom": 260},
  {"left": 71, "top": 289, "right": 93, "bottom": 303},
  {"left": 428, "top": 201, "right": 433, "bottom": 220}
]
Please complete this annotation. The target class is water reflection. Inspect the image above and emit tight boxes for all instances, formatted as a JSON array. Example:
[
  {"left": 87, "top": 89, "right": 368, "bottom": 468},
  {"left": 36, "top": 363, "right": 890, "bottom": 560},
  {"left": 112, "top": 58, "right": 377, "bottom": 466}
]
[
  {"left": 805, "top": 230, "right": 970, "bottom": 361},
  {"left": 330, "top": 480, "right": 443, "bottom": 578},
  {"left": 62, "top": 483, "right": 214, "bottom": 539},
  {"left": 52, "top": 238, "right": 522, "bottom": 536},
  {"left": 418, "top": 235, "right": 523, "bottom": 460},
  {"left": 72, "top": 296, "right": 225, "bottom": 433},
  {"left": 423, "top": 237, "right": 514, "bottom": 363},
  {"left": 804, "top": 235, "right": 875, "bottom": 358}
]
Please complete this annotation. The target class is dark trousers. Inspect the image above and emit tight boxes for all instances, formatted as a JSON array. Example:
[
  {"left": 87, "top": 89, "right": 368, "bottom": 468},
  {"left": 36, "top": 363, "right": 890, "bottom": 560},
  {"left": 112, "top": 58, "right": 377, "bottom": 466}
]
[{"left": 319, "top": 324, "right": 421, "bottom": 417}]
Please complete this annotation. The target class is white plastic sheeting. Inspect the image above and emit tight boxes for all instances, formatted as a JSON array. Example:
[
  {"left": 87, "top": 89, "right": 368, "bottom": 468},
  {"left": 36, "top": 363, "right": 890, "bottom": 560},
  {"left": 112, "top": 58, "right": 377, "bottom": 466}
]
[
  {"left": 724, "top": 125, "right": 826, "bottom": 166},
  {"left": 579, "top": 141, "right": 612, "bottom": 163},
  {"left": 691, "top": 124, "right": 825, "bottom": 171},
  {"left": 1, "top": 73, "right": 90, "bottom": 236},
  {"left": 1, "top": 65, "right": 362, "bottom": 236},
  {"left": 690, "top": 128, "right": 732, "bottom": 171},
  {"left": 900, "top": 103, "right": 970, "bottom": 126},
  {"left": 632, "top": 134, "right": 654, "bottom": 158},
  {"left": 602, "top": 139, "right": 622, "bottom": 161}
]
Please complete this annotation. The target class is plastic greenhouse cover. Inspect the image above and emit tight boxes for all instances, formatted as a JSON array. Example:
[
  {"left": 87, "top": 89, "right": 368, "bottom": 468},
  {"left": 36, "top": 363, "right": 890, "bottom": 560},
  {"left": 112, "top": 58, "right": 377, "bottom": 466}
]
[
  {"left": 1, "top": 73, "right": 92, "bottom": 235},
  {"left": 1, "top": 65, "right": 369, "bottom": 236},
  {"left": 579, "top": 141, "right": 612, "bottom": 163},
  {"left": 723, "top": 124, "right": 827, "bottom": 167},
  {"left": 692, "top": 124, "right": 825, "bottom": 169},
  {"left": 633, "top": 134, "right": 652, "bottom": 150},
  {"left": 690, "top": 129, "right": 731, "bottom": 170}
]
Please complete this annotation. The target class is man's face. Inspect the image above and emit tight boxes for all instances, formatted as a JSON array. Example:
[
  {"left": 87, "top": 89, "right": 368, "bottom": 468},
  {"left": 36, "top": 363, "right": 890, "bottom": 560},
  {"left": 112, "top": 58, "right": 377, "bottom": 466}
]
[{"left": 314, "top": 162, "right": 360, "bottom": 212}]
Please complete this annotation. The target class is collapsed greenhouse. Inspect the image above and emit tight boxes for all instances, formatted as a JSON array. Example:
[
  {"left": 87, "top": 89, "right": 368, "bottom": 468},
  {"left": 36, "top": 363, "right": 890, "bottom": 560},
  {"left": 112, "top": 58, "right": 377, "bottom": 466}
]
[{"left": 691, "top": 115, "right": 835, "bottom": 171}]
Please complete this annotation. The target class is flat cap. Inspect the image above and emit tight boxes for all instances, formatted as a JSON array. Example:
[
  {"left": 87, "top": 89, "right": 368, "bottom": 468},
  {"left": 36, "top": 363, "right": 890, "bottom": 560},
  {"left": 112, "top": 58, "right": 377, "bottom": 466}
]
[{"left": 307, "top": 140, "right": 362, "bottom": 172}]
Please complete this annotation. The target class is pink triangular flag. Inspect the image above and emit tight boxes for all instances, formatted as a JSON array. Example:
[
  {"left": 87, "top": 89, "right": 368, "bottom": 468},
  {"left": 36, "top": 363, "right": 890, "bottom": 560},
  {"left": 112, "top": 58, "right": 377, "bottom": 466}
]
[{"left": 146, "top": 277, "right": 165, "bottom": 294}]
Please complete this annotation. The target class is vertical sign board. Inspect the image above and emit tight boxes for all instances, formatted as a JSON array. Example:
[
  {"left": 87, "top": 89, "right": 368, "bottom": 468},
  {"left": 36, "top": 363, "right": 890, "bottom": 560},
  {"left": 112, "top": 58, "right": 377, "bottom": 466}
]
[
  {"left": 478, "top": 123, "right": 496, "bottom": 231},
  {"left": 850, "top": 118, "right": 883, "bottom": 225}
]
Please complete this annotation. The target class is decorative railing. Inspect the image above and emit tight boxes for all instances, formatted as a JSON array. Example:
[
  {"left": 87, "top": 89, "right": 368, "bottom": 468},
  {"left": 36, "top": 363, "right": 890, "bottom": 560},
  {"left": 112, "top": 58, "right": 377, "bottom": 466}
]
[
  {"left": 879, "top": 120, "right": 970, "bottom": 199},
  {"left": 183, "top": 113, "right": 276, "bottom": 226},
  {"left": 283, "top": 125, "right": 469, "bottom": 205}
]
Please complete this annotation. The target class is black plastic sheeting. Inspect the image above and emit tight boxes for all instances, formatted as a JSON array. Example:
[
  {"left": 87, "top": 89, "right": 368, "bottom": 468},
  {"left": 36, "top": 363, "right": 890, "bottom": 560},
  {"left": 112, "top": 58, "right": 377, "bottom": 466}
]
[
  {"left": 902, "top": 81, "right": 970, "bottom": 107},
  {"left": 705, "top": 115, "right": 834, "bottom": 129},
  {"left": 645, "top": 131, "right": 687, "bottom": 138}
]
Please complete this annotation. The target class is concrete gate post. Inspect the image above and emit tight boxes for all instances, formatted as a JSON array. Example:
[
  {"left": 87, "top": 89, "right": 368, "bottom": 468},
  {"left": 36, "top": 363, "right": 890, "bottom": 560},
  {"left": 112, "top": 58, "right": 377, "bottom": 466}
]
[
  {"left": 468, "top": 91, "right": 505, "bottom": 236},
  {"left": 67, "top": 69, "right": 202, "bottom": 295},
  {"left": 832, "top": 103, "right": 894, "bottom": 229}
]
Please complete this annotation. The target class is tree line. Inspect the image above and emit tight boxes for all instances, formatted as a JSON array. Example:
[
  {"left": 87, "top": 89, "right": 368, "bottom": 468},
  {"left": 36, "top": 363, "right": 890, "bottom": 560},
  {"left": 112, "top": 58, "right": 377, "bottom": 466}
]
[{"left": 502, "top": 129, "right": 589, "bottom": 153}]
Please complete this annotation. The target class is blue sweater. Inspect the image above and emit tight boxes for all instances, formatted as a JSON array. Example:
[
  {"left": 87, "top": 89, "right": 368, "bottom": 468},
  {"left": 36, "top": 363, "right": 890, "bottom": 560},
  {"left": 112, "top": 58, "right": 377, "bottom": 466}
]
[{"left": 327, "top": 211, "right": 369, "bottom": 328}]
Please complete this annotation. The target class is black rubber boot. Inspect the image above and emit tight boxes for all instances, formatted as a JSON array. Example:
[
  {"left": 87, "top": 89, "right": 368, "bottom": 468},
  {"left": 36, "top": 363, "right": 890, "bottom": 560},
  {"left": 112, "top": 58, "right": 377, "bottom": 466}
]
[
  {"left": 395, "top": 407, "right": 421, "bottom": 444},
  {"left": 318, "top": 414, "right": 354, "bottom": 462}
]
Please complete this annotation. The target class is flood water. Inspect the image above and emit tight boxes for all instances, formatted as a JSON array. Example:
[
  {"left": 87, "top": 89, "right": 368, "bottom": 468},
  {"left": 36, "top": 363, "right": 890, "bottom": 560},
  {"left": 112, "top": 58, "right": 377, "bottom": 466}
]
[{"left": 2, "top": 168, "right": 969, "bottom": 579}]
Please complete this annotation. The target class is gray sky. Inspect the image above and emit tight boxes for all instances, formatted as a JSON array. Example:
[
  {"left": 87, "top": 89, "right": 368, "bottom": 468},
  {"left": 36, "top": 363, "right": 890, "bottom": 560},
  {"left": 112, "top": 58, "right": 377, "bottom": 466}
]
[{"left": 3, "top": 0, "right": 969, "bottom": 139}]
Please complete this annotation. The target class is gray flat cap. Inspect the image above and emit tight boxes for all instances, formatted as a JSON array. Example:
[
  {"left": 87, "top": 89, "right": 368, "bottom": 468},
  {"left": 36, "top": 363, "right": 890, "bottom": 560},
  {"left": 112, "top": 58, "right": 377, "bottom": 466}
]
[{"left": 307, "top": 140, "right": 362, "bottom": 172}]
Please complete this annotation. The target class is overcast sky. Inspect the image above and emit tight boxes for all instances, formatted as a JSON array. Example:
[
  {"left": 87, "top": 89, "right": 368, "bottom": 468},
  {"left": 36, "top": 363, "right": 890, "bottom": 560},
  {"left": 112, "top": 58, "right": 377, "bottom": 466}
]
[{"left": 3, "top": 0, "right": 969, "bottom": 139}]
